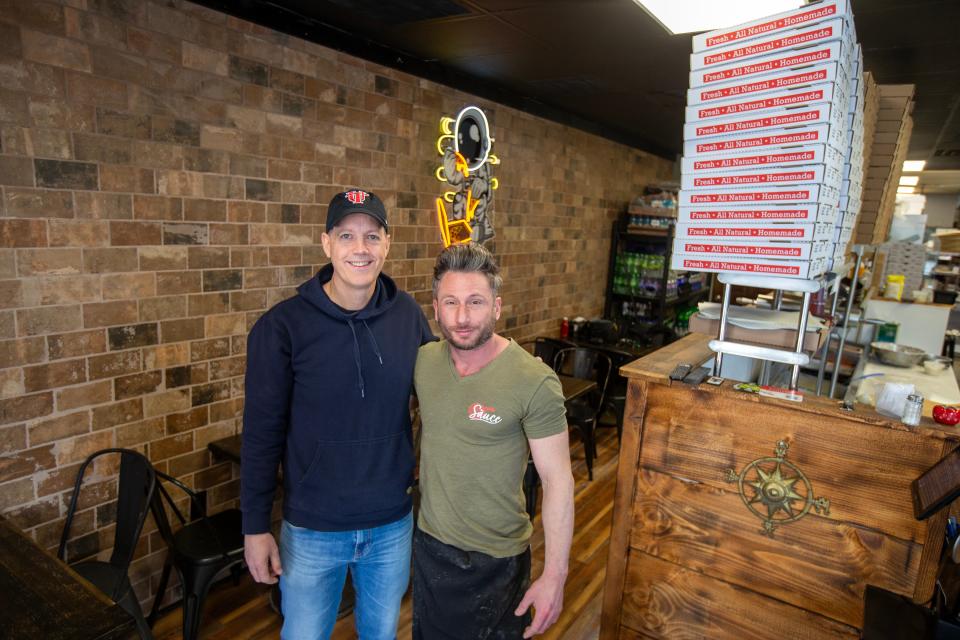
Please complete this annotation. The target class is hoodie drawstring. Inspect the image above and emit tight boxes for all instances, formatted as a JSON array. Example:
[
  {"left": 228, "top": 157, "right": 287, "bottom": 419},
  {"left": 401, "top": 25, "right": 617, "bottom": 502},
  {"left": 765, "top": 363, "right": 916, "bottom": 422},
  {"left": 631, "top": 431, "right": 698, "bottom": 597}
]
[
  {"left": 347, "top": 320, "right": 365, "bottom": 398},
  {"left": 363, "top": 320, "right": 384, "bottom": 365},
  {"left": 347, "top": 320, "right": 385, "bottom": 399}
]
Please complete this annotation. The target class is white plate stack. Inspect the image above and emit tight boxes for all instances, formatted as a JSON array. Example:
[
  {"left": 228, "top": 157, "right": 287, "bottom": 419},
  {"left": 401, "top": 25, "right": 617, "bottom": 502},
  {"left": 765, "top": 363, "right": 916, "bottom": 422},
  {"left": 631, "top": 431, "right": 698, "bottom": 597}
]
[{"left": 673, "top": 0, "right": 862, "bottom": 279}]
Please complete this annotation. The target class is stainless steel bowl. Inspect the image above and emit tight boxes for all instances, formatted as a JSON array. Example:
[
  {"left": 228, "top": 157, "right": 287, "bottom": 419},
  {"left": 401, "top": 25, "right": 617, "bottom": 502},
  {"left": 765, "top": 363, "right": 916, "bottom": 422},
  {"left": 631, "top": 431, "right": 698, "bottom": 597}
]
[{"left": 870, "top": 342, "right": 926, "bottom": 368}]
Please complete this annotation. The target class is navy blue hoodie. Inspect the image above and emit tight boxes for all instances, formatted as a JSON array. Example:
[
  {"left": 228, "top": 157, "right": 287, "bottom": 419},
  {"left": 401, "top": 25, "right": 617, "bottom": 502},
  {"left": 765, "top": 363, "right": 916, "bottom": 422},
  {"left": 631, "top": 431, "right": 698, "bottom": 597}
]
[{"left": 241, "top": 265, "right": 434, "bottom": 534}]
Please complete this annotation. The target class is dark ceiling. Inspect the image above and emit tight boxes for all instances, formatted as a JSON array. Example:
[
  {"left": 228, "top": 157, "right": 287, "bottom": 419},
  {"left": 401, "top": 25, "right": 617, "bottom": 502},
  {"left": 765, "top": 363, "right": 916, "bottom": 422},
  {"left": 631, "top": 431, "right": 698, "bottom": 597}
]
[{"left": 201, "top": 0, "right": 960, "bottom": 173}]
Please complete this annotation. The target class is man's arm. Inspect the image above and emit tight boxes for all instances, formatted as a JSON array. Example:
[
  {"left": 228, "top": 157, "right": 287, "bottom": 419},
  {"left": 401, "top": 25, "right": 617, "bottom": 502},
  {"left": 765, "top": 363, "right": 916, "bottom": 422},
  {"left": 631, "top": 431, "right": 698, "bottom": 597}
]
[
  {"left": 515, "top": 431, "right": 575, "bottom": 638},
  {"left": 241, "top": 314, "right": 293, "bottom": 584}
]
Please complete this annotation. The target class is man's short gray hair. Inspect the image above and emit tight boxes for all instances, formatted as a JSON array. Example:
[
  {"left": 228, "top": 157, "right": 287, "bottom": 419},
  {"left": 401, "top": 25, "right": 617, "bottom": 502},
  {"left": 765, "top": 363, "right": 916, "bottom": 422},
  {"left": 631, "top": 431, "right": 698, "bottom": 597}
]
[{"left": 432, "top": 243, "right": 502, "bottom": 299}]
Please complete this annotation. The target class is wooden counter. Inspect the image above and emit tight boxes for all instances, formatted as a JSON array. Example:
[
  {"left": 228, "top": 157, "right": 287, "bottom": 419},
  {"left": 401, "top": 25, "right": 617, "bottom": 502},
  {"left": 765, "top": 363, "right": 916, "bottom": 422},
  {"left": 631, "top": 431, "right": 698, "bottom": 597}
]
[{"left": 600, "top": 334, "right": 960, "bottom": 639}]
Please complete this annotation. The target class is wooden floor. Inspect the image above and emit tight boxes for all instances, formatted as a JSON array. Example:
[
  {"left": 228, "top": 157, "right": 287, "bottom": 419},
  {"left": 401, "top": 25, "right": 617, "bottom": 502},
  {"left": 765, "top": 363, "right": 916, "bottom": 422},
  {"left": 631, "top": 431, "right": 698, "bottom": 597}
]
[{"left": 154, "top": 426, "right": 622, "bottom": 640}]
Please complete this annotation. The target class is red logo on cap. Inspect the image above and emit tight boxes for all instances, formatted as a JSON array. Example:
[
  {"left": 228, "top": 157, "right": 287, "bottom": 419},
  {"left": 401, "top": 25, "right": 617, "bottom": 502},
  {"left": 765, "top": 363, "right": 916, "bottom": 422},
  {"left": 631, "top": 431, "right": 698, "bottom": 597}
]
[{"left": 345, "top": 190, "right": 369, "bottom": 205}]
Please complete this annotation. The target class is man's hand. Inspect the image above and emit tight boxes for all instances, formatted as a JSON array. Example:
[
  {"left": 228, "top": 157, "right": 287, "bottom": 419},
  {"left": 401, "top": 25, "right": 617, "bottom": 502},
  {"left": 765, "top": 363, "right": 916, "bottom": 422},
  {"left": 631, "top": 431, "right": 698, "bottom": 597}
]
[
  {"left": 514, "top": 570, "right": 566, "bottom": 638},
  {"left": 245, "top": 533, "right": 282, "bottom": 584}
]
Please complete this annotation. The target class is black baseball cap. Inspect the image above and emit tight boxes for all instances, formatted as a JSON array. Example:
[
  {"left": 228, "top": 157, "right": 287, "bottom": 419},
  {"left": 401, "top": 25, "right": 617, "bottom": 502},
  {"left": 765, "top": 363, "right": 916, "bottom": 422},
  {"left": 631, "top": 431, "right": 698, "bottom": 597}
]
[{"left": 325, "top": 189, "right": 388, "bottom": 232}]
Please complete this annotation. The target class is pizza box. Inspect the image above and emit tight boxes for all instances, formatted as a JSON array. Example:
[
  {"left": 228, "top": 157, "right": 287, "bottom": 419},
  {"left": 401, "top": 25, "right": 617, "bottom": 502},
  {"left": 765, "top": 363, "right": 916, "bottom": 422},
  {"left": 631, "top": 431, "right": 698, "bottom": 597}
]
[
  {"left": 684, "top": 121, "right": 846, "bottom": 157},
  {"left": 691, "top": 18, "right": 853, "bottom": 70},
  {"left": 682, "top": 163, "right": 842, "bottom": 191},
  {"left": 678, "top": 202, "right": 839, "bottom": 225},
  {"left": 680, "top": 183, "right": 840, "bottom": 207},
  {"left": 686, "top": 83, "right": 843, "bottom": 122},
  {"left": 682, "top": 144, "right": 844, "bottom": 174},
  {"left": 684, "top": 101, "right": 846, "bottom": 141},
  {"left": 690, "top": 40, "right": 853, "bottom": 88},
  {"left": 693, "top": 0, "right": 853, "bottom": 53},
  {"left": 671, "top": 254, "right": 830, "bottom": 279},
  {"left": 673, "top": 239, "right": 833, "bottom": 261},
  {"left": 687, "top": 61, "right": 848, "bottom": 105},
  {"left": 675, "top": 221, "right": 835, "bottom": 242}
]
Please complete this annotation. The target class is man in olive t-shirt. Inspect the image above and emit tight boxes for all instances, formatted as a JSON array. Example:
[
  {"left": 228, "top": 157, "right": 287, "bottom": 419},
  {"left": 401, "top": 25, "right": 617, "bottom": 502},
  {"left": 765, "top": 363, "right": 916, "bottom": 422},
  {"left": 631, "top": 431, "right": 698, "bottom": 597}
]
[{"left": 413, "top": 243, "right": 575, "bottom": 639}]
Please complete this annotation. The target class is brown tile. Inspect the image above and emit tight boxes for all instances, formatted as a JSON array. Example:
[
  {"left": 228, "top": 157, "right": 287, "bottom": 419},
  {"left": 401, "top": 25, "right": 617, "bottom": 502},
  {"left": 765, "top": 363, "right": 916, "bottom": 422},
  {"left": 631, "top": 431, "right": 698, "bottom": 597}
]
[
  {"left": 47, "top": 329, "right": 106, "bottom": 360},
  {"left": 4, "top": 188, "right": 73, "bottom": 219},
  {"left": 17, "top": 248, "right": 83, "bottom": 276},
  {"left": 82, "top": 247, "right": 138, "bottom": 273},
  {"left": 92, "top": 398, "right": 144, "bottom": 430},
  {"left": 114, "top": 371, "right": 162, "bottom": 400},
  {"left": 107, "top": 323, "right": 159, "bottom": 351},
  {"left": 82, "top": 300, "right": 138, "bottom": 329},
  {"left": 87, "top": 350, "right": 141, "bottom": 381},
  {"left": 56, "top": 380, "right": 113, "bottom": 412},
  {"left": 28, "top": 410, "right": 90, "bottom": 446},
  {"left": 17, "top": 305, "right": 82, "bottom": 336},
  {"left": 23, "top": 358, "right": 86, "bottom": 392},
  {"left": 143, "top": 389, "right": 190, "bottom": 418},
  {"left": 147, "top": 432, "right": 193, "bottom": 461},
  {"left": 156, "top": 271, "right": 202, "bottom": 295},
  {"left": 110, "top": 221, "right": 161, "bottom": 246},
  {"left": 160, "top": 318, "right": 204, "bottom": 343},
  {"left": 165, "top": 406, "right": 209, "bottom": 434},
  {"left": 0, "top": 337, "right": 46, "bottom": 369},
  {"left": 139, "top": 246, "right": 187, "bottom": 272},
  {"left": 0, "top": 219, "right": 48, "bottom": 248},
  {"left": 138, "top": 295, "right": 187, "bottom": 322}
]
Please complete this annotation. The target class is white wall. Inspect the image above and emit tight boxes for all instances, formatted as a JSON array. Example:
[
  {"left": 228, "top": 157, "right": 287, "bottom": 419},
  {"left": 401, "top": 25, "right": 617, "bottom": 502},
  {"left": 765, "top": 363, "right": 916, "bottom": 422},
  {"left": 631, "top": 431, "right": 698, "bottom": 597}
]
[{"left": 924, "top": 193, "right": 960, "bottom": 228}]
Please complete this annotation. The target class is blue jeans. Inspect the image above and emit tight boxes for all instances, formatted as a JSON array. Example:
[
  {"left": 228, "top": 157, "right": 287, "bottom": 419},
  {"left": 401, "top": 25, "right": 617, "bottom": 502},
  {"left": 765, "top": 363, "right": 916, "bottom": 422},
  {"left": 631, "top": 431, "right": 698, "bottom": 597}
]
[{"left": 279, "top": 511, "right": 413, "bottom": 640}]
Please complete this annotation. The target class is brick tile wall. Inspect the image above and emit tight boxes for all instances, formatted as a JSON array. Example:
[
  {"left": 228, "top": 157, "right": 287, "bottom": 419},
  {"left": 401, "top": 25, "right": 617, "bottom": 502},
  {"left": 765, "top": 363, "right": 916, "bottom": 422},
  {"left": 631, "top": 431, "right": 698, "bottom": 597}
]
[{"left": 0, "top": 0, "right": 672, "bottom": 604}]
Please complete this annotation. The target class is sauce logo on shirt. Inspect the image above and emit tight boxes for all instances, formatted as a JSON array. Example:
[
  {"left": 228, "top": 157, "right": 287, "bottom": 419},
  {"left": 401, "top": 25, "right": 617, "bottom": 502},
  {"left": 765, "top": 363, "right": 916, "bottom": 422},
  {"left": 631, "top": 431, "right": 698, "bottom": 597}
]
[{"left": 467, "top": 403, "right": 502, "bottom": 424}]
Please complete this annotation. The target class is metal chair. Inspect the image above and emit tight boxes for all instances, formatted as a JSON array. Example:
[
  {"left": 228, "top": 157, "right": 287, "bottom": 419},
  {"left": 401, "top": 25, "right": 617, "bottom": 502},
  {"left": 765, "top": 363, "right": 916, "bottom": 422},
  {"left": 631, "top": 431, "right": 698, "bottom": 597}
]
[
  {"left": 519, "top": 336, "right": 576, "bottom": 367},
  {"left": 58, "top": 448, "right": 157, "bottom": 640},
  {"left": 147, "top": 470, "right": 245, "bottom": 640},
  {"left": 554, "top": 347, "right": 612, "bottom": 480}
]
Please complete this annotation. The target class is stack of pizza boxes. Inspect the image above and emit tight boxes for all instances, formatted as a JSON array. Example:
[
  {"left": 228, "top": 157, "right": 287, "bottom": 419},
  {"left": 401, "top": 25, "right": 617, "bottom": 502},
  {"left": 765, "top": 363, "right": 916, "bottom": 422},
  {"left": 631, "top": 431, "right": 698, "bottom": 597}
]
[{"left": 674, "top": 0, "right": 863, "bottom": 279}]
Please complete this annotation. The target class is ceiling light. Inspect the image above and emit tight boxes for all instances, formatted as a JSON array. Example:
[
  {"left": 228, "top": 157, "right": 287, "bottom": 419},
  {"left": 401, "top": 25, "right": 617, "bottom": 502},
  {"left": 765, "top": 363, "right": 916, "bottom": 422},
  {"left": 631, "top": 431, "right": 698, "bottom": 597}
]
[
  {"left": 899, "top": 176, "right": 920, "bottom": 186},
  {"left": 633, "top": 0, "right": 805, "bottom": 35},
  {"left": 902, "top": 160, "right": 926, "bottom": 172},
  {"left": 897, "top": 186, "right": 916, "bottom": 194}
]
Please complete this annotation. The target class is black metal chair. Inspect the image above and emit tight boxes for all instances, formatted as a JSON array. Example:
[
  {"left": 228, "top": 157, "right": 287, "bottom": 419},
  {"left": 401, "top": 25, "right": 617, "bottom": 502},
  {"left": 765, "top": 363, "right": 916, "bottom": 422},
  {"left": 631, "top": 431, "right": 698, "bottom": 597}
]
[
  {"left": 147, "top": 470, "right": 245, "bottom": 640},
  {"left": 554, "top": 347, "right": 612, "bottom": 480},
  {"left": 58, "top": 448, "right": 157, "bottom": 640},
  {"left": 519, "top": 337, "right": 576, "bottom": 517},
  {"left": 519, "top": 336, "right": 576, "bottom": 367},
  {"left": 591, "top": 344, "right": 637, "bottom": 441}
]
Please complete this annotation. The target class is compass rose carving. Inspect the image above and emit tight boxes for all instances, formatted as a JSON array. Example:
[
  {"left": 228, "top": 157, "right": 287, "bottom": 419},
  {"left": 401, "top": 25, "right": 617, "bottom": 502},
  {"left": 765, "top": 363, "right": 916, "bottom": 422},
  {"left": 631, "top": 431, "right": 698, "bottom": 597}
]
[{"left": 725, "top": 439, "right": 830, "bottom": 538}]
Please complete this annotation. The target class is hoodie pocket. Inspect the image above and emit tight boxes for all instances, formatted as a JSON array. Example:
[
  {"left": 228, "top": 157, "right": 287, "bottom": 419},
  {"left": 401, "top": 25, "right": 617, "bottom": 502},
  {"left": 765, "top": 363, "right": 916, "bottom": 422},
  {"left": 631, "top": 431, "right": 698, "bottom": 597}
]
[{"left": 290, "top": 431, "right": 414, "bottom": 518}]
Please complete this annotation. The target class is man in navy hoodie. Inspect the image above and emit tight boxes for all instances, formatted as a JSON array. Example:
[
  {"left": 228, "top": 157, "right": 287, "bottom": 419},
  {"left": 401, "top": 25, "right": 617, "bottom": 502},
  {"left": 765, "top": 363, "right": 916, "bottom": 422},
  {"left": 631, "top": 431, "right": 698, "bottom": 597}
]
[{"left": 241, "top": 189, "right": 433, "bottom": 639}]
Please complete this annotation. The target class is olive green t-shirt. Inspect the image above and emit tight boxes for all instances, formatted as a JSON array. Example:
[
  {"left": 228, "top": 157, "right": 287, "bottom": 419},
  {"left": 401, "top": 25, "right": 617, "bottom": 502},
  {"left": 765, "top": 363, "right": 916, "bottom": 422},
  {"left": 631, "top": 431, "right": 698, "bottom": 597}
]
[{"left": 415, "top": 339, "right": 567, "bottom": 557}]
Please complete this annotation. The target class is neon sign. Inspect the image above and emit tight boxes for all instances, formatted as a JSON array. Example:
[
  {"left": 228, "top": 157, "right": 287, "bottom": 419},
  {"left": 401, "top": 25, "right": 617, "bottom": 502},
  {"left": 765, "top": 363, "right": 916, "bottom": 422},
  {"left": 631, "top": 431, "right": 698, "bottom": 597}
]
[{"left": 434, "top": 106, "right": 499, "bottom": 247}]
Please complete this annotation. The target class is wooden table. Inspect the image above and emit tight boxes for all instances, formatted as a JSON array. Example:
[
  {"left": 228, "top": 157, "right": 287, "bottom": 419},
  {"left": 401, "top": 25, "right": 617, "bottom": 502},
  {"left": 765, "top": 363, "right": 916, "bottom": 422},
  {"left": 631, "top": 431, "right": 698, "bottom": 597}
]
[
  {"left": 600, "top": 333, "right": 959, "bottom": 639},
  {"left": 0, "top": 515, "right": 135, "bottom": 640}
]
